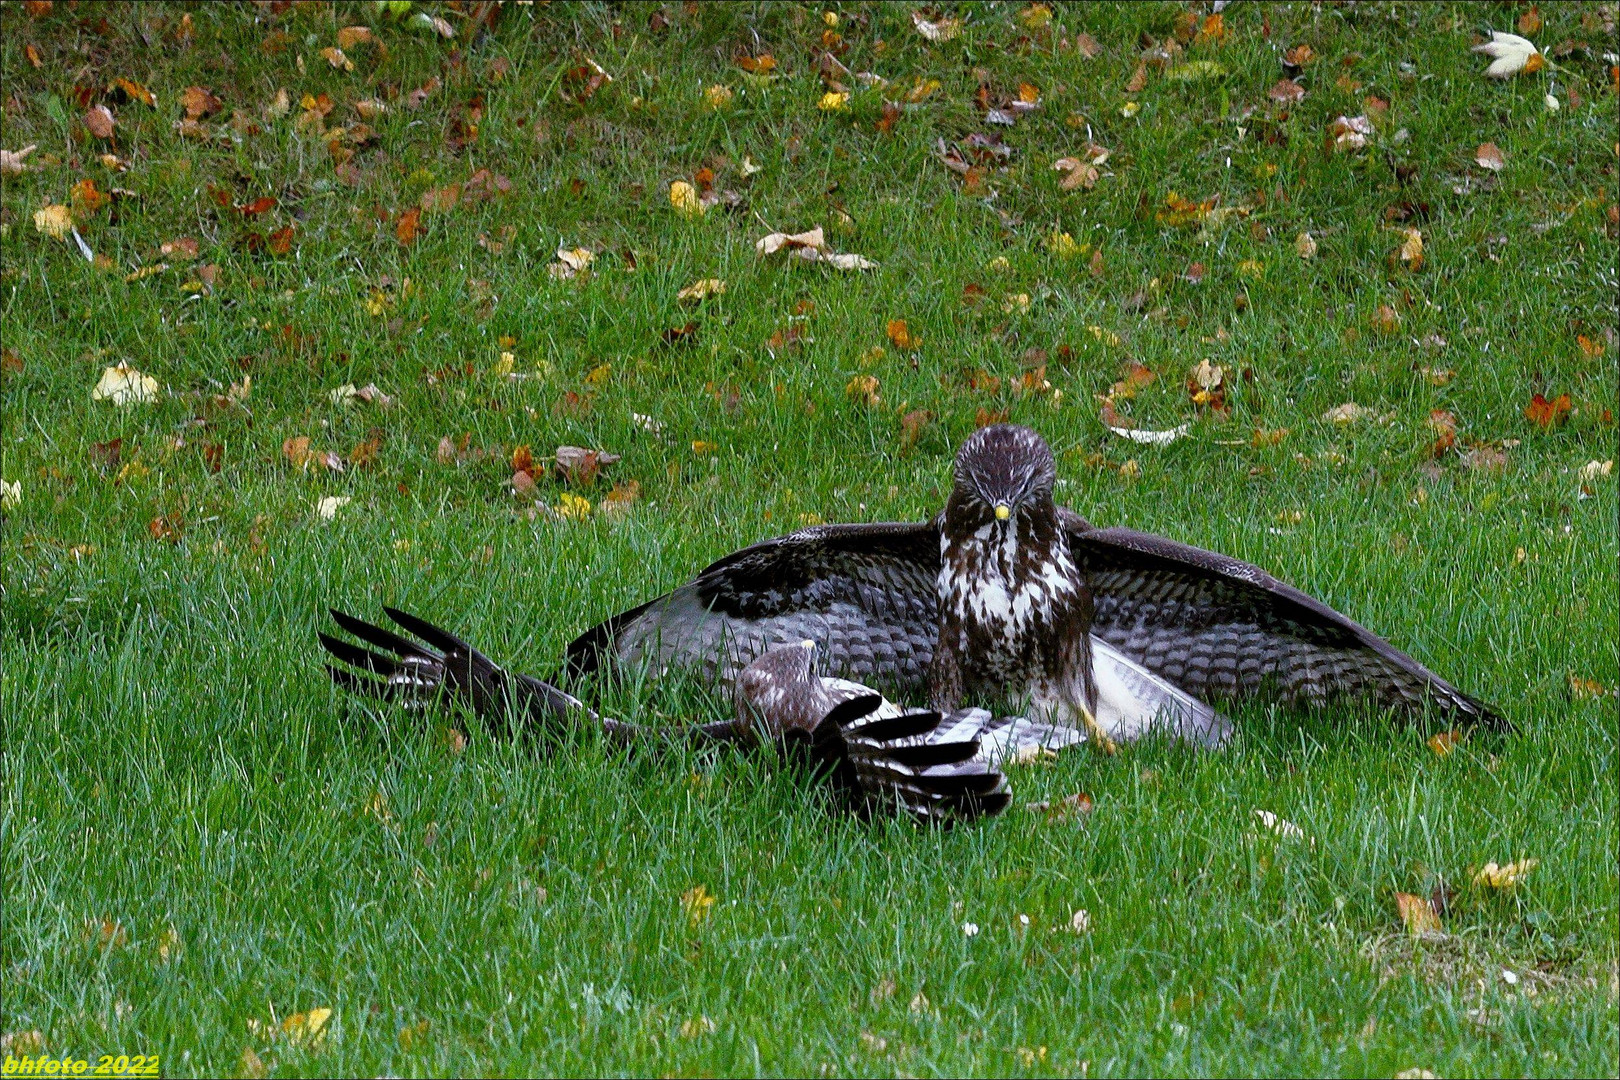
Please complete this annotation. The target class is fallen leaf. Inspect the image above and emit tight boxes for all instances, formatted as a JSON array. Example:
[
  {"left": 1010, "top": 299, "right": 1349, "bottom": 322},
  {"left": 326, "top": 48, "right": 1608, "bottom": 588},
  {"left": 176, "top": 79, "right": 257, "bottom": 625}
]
[
  {"left": 555, "top": 492, "right": 592, "bottom": 520},
  {"left": 33, "top": 204, "right": 72, "bottom": 240},
  {"left": 1372, "top": 304, "right": 1401, "bottom": 333},
  {"left": 1026, "top": 791, "right": 1094, "bottom": 818},
  {"left": 1568, "top": 672, "right": 1608, "bottom": 699},
  {"left": 1460, "top": 445, "right": 1508, "bottom": 472},
  {"left": 0, "top": 479, "right": 20, "bottom": 511},
  {"left": 1518, "top": 6, "right": 1543, "bottom": 35},
  {"left": 84, "top": 104, "right": 115, "bottom": 138},
  {"left": 1167, "top": 59, "right": 1228, "bottom": 81},
  {"left": 1, "top": 145, "right": 36, "bottom": 174},
  {"left": 91, "top": 362, "right": 159, "bottom": 405},
  {"left": 898, "top": 409, "right": 933, "bottom": 449},
  {"left": 1473, "top": 858, "right": 1539, "bottom": 889},
  {"left": 884, "top": 318, "right": 919, "bottom": 350},
  {"left": 1268, "top": 78, "right": 1305, "bottom": 103},
  {"left": 1474, "top": 141, "right": 1506, "bottom": 171},
  {"left": 845, "top": 374, "right": 881, "bottom": 407},
  {"left": 336, "top": 25, "right": 375, "bottom": 49},
  {"left": 1473, "top": 30, "right": 1543, "bottom": 78},
  {"left": 549, "top": 245, "right": 594, "bottom": 280},
  {"left": 280, "top": 1008, "right": 333, "bottom": 1048},
  {"left": 1523, "top": 392, "right": 1570, "bottom": 428},
  {"left": 108, "top": 77, "right": 157, "bottom": 108},
  {"left": 1329, "top": 114, "right": 1373, "bottom": 150},
  {"left": 1295, "top": 231, "right": 1318, "bottom": 259},
  {"left": 913, "top": 11, "right": 963, "bottom": 42},
  {"left": 554, "top": 446, "right": 620, "bottom": 485},
  {"left": 1322, "top": 402, "right": 1369, "bottom": 425},
  {"left": 677, "top": 278, "right": 726, "bottom": 302},
  {"left": 1396, "top": 228, "right": 1424, "bottom": 270},
  {"left": 396, "top": 207, "right": 422, "bottom": 245},
  {"left": 147, "top": 515, "right": 181, "bottom": 543},
  {"left": 180, "top": 85, "right": 223, "bottom": 119},
  {"left": 1427, "top": 729, "right": 1466, "bottom": 757},
  {"left": 669, "top": 179, "right": 705, "bottom": 217},
  {"left": 681, "top": 885, "right": 716, "bottom": 927},
  {"left": 412, "top": 11, "right": 456, "bottom": 39},
  {"left": 1395, "top": 892, "right": 1444, "bottom": 936},
  {"left": 680, "top": 1017, "right": 716, "bottom": 1039},
  {"left": 316, "top": 495, "right": 351, "bottom": 521},
  {"left": 818, "top": 91, "right": 849, "bottom": 112}
]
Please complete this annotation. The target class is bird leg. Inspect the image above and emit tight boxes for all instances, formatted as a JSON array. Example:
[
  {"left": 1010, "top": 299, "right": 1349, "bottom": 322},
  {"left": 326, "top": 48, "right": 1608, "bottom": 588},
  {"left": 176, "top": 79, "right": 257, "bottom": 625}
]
[{"left": 1075, "top": 698, "right": 1119, "bottom": 756}]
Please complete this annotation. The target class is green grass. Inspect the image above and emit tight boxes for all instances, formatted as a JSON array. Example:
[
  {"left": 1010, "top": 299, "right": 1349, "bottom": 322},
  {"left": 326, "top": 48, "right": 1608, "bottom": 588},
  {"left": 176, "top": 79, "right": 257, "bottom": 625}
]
[{"left": 2, "top": 1, "right": 1616, "bottom": 1075}]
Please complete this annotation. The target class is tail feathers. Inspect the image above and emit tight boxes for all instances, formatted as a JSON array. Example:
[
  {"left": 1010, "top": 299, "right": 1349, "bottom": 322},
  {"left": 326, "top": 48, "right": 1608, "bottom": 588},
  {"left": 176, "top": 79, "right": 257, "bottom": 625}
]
[
  {"left": 1091, "top": 637, "right": 1234, "bottom": 746},
  {"left": 823, "top": 698, "right": 1011, "bottom": 824}
]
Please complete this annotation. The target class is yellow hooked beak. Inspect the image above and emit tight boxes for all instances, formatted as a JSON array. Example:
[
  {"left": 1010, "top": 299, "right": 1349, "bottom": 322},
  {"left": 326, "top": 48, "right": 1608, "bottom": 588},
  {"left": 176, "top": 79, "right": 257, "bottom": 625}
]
[{"left": 994, "top": 503, "right": 1011, "bottom": 522}]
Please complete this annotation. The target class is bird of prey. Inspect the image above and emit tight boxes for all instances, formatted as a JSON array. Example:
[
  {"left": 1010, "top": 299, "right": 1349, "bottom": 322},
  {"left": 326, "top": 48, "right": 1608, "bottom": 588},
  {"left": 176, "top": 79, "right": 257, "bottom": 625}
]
[
  {"left": 319, "top": 610, "right": 1012, "bottom": 823},
  {"left": 564, "top": 424, "right": 1502, "bottom": 743}
]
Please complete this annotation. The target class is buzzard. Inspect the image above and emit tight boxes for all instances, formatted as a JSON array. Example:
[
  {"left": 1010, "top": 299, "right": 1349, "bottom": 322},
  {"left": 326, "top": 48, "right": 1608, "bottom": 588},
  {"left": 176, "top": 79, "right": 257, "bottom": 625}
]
[
  {"left": 319, "top": 609, "right": 1012, "bottom": 823},
  {"left": 564, "top": 424, "right": 1502, "bottom": 739}
]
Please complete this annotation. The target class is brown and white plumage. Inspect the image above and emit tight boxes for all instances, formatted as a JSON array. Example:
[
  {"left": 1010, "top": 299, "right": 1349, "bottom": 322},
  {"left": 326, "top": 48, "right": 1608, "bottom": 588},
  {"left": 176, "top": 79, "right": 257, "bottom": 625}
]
[{"left": 564, "top": 426, "right": 1502, "bottom": 737}]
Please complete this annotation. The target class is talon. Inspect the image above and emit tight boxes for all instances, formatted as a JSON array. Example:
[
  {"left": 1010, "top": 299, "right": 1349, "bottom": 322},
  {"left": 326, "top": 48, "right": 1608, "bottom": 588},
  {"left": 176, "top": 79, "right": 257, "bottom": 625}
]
[{"left": 1078, "top": 702, "right": 1119, "bottom": 756}]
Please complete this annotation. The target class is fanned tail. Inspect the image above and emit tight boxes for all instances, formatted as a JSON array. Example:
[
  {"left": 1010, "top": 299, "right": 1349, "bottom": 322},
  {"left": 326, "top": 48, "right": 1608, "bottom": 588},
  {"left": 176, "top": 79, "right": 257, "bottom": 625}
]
[{"left": 820, "top": 699, "right": 1011, "bottom": 824}]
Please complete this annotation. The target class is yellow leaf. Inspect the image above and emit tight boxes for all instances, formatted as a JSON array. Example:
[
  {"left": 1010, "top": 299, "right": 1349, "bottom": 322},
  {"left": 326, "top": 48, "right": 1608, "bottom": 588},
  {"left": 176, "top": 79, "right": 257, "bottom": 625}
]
[
  {"left": 845, "top": 374, "right": 881, "bottom": 406},
  {"left": 691, "top": 440, "right": 717, "bottom": 455},
  {"left": 91, "top": 362, "right": 160, "bottom": 406},
  {"left": 676, "top": 278, "right": 727, "bottom": 302},
  {"left": 818, "top": 91, "right": 849, "bottom": 112},
  {"left": 280, "top": 1007, "right": 332, "bottom": 1047},
  {"left": 1295, "top": 232, "right": 1318, "bottom": 259},
  {"left": 704, "top": 84, "right": 734, "bottom": 109},
  {"left": 556, "top": 492, "right": 592, "bottom": 520},
  {"left": 1426, "top": 729, "right": 1466, "bottom": 757},
  {"left": 1473, "top": 859, "right": 1539, "bottom": 889},
  {"left": 681, "top": 884, "right": 716, "bottom": 926},
  {"left": 33, "top": 204, "right": 72, "bottom": 240},
  {"left": 669, "top": 180, "right": 705, "bottom": 217},
  {"left": 885, "top": 319, "right": 919, "bottom": 350},
  {"left": 1046, "top": 231, "right": 1082, "bottom": 258}
]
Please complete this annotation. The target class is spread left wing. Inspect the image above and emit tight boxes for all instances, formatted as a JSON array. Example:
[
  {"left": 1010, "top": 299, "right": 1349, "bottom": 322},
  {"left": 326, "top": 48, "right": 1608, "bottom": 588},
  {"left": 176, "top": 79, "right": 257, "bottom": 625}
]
[
  {"left": 563, "top": 521, "right": 942, "bottom": 697},
  {"left": 1068, "top": 525, "right": 1505, "bottom": 728}
]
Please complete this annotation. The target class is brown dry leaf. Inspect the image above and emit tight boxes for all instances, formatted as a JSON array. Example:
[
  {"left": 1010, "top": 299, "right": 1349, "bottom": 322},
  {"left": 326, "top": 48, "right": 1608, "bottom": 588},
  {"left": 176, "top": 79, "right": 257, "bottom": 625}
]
[
  {"left": 1568, "top": 672, "right": 1608, "bottom": 699},
  {"left": 845, "top": 374, "right": 881, "bottom": 407},
  {"left": 1460, "top": 444, "right": 1508, "bottom": 472},
  {"left": 181, "top": 86, "right": 222, "bottom": 119},
  {"left": 1075, "top": 31, "right": 1101, "bottom": 59},
  {"left": 1294, "top": 231, "right": 1318, "bottom": 259},
  {"left": 1395, "top": 228, "right": 1424, "bottom": 271},
  {"left": 1474, "top": 142, "right": 1506, "bottom": 171},
  {"left": 1428, "top": 410, "right": 1458, "bottom": 456},
  {"left": 898, "top": 409, "right": 933, "bottom": 449},
  {"left": 84, "top": 104, "right": 115, "bottom": 139},
  {"left": 1156, "top": 191, "right": 1218, "bottom": 227},
  {"left": 336, "top": 25, "right": 375, "bottom": 49},
  {"left": 1, "top": 145, "right": 36, "bottom": 174},
  {"left": 71, "top": 178, "right": 110, "bottom": 216},
  {"left": 1524, "top": 392, "right": 1571, "bottom": 428},
  {"left": 600, "top": 480, "right": 642, "bottom": 517},
  {"left": 396, "top": 208, "right": 422, "bottom": 246},
  {"left": 161, "top": 236, "right": 200, "bottom": 260},
  {"left": 1322, "top": 402, "right": 1370, "bottom": 425},
  {"left": 1372, "top": 304, "right": 1401, "bottom": 334},
  {"left": 1394, "top": 892, "right": 1444, "bottom": 936},
  {"left": 147, "top": 515, "right": 182, "bottom": 543},
  {"left": 886, "top": 319, "right": 919, "bottom": 350},
  {"left": 1125, "top": 62, "right": 1148, "bottom": 93},
  {"left": 554, "top": 446, "right": 620, "bottom": 486},
  {"left": 1268, "top": 79, "right": 1305, "bottom": 103},
  {"left": 321, "top": 46, "right": 354, "bottom": 71},
  {"left": 1518, "top": 6, "right": 1543, "bottom": 35},
  {"left": 1187, "top": 360, "right": 1224, "bottom": 406},
  {"left": 1473, "top": 859, "right": 1539, "bottom": 889},
  {"left": 1110, "top": 362, "right": 1155, "bottom": 399}
]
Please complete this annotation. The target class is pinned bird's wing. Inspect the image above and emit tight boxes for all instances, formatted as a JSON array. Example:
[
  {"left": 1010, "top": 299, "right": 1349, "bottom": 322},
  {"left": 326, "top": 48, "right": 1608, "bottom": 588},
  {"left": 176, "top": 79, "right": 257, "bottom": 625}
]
[
  {"left": 816, "top": 698, "right": 1011, "bottom": 824},
  {"left": 1067, "top": 525, "right": 1505, "bottom": 727},
  {"left": 320, "top": 607, "right": 649, "bottom": 742},
  {"left": 563, "top": 521, "right": 943, "bottom": 697}
]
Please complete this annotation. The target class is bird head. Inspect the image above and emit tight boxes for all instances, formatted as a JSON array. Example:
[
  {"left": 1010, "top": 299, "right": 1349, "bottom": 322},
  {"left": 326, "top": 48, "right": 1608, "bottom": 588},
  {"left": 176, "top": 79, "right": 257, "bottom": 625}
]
[{"left": 949, "top": 424, "right": 1057, "bottom": 530}]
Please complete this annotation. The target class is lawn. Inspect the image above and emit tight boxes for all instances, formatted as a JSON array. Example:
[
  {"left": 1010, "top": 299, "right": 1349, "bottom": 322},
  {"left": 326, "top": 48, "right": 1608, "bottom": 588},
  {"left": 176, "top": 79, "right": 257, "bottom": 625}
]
[{"left": 2, "top": 1, "right": 1616, "bottom": 1075}]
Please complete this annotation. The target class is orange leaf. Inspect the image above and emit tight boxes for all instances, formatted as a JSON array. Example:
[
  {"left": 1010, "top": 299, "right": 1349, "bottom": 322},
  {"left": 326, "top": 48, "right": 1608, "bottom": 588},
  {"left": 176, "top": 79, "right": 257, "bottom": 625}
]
[
  {"left": 396, "top": 207, "right": 422, "bottom": 245},
  {"left": 886, "top": 319, "right": 919, "bottom": 350},
  {"left": 1426, "top": 729, "right": 1466, "bottom": 757},
  {"left": 1523, "top": 392, "right": 1571, "bottom": 428},
  {"left": 267, "top": 225, "right": 294, "bottom": 255},
  {"left": 1394, "top": 892, "right": 1442, "bottom": 936}
]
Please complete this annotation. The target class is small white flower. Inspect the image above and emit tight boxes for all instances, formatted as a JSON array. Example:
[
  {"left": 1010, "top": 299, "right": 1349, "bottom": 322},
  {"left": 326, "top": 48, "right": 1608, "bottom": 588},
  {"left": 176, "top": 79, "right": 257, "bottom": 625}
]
[
  {"left": 317, "top": 495, "right": 352, "bottom": 520},
  {"left": 1472, "top": 31, "right": 1543, "bottom": 79},
  {"left": 961, "top": 921, "right": 979, "bottom": 938}
]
